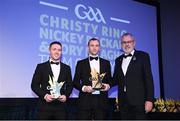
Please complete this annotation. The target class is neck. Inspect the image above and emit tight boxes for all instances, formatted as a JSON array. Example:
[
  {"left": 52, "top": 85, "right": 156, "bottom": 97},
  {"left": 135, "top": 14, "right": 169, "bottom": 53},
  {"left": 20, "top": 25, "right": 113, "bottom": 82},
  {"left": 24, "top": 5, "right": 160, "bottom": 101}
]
[
  {"left": 124, "top": 49, "right": 134, "bottom": 55},
  {"left": 50, "top": 58, "right": 60, "bottom": 62},
  {"left": 89, "top": 53, "right": 98, "bottom": 57}
]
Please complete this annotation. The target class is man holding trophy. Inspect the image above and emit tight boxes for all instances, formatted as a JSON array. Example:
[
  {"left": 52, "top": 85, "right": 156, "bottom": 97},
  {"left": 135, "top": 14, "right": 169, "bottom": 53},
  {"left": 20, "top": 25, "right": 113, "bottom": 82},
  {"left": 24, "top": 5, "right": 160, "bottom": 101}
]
[
  {"left": 31, "top": 41, "right": 73, "bottom": 119},
  {"left": 73, "top": 38, "right": 111, "bottom": 120}
]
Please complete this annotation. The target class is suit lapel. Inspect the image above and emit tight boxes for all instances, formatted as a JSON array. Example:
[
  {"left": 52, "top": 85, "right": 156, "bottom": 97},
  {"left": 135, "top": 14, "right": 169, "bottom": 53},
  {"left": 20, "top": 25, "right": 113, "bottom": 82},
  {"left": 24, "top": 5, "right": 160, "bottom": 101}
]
[
  {"left": 119, "top": 56, "right": 125, "bottom": 77},
  {"left": 57, "top": 62, "right": 62, "bottom": 82},
  {"left": 47, "top": 61, "right": 53, "bottom": 78},
  {"left": 126, "top": 52, "right": 137, "bottom": 76},
  {"left": 85, "top": 58, "right": 91, "bottom": 77},
  {"left": 99, "top": 58, "right": 104, "bottom": 74}
]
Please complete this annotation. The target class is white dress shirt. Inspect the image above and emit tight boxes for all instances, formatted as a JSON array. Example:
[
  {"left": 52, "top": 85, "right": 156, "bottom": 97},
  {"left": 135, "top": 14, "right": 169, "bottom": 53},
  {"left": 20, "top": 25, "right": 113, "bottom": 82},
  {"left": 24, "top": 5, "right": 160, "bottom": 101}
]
[
  {"left": 121, "top": 50, "right": 135, "bottom": 91},
  {"left": 50, "top": 59, "right": 60, "bottom": 82}
]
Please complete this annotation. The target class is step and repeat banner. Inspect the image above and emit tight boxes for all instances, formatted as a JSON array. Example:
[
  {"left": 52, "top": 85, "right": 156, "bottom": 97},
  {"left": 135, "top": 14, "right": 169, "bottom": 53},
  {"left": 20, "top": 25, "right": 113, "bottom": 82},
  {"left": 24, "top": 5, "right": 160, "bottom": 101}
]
[{"left": 0, "top": 0, "right": 160, "bottom": 98}]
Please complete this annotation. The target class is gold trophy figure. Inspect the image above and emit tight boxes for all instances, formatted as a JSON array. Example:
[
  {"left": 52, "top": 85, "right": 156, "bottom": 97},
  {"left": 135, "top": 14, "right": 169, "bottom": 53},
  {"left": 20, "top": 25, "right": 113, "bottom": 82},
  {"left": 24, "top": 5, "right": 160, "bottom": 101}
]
[{"left": 89, "top": 68, "right": 106, "bottom": 90}]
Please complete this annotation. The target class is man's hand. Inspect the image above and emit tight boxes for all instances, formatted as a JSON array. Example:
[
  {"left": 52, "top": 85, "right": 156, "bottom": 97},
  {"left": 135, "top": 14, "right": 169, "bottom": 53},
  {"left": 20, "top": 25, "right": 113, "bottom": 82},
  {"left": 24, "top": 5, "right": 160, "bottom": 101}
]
[
  {"left": 82, "top": 86, "right": 94, "bottom": 93},
  {"left": 44, "top": 94, "right": 55, "bottom": 102},
  {"left": 100, "top": 83, "right": 110, "bottom": 91},
  {"left": 145, "top": 101, "right": 153, "bottom": 113},
  {"left": 58, "top": 95, "right": 67, "bottom": 102}
]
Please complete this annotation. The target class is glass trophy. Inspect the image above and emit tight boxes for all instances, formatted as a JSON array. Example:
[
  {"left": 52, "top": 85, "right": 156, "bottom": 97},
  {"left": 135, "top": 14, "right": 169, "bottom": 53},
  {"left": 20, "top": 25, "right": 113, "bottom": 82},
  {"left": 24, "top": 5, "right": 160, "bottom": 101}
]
[{"left": 47, "top": 75, "right": 65, "bottom": 99}]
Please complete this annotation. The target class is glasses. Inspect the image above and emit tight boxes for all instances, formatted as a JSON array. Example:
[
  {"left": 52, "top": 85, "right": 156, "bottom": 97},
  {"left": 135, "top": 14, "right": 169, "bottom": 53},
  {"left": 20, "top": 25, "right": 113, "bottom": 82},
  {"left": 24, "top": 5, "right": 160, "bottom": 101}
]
[{"left": 121, "top": 40, "right": 134, "bottom": 45}]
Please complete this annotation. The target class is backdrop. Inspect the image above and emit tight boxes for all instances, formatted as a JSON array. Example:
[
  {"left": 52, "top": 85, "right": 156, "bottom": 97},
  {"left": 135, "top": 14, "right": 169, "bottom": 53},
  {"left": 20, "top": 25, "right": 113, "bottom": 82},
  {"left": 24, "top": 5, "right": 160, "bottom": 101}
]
[{"left": 0, "top": 0, "right": 160, "bottom": 98}]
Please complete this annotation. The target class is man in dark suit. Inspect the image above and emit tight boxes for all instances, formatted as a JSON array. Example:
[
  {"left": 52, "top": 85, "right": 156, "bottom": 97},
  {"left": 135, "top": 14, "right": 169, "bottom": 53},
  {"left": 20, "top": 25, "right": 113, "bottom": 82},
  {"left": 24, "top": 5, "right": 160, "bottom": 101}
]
[
  {"left": 73, "top": 38, "right": 111, "bottom": 120},
  {"left": 31, "top": 41, "right": 73, "bottom": 119},
  {"left": 111, "top": 33, "right": 154, "bottom": 119}
]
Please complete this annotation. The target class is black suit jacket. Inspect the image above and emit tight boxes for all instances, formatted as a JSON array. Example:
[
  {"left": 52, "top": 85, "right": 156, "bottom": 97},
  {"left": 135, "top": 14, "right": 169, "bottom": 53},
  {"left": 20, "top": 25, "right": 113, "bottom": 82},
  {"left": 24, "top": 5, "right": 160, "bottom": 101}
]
[
  {"left": 73, "top": 57, "right": 111, "bottom": 109},
  {"left": 31, "top": 61, "right": 73, "bottom": 104},
  {"left": 111, "top": 50, "right": 154, "bottom": 106}
]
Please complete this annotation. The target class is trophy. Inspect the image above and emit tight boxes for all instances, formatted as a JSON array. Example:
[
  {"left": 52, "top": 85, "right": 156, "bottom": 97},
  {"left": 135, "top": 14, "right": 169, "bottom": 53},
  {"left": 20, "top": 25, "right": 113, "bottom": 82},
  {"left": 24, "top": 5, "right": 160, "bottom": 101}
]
[
  {"left": 47, "top": 75, "right": 65, "bottom": 99},
  {"left": 89, "top": 68, "right": 106, "bottom": 90}
]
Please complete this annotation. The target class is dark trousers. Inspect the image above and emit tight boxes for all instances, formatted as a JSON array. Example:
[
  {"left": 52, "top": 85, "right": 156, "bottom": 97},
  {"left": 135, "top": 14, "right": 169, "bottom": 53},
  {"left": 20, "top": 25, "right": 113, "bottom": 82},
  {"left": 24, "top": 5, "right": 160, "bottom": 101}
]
[
  {"left": 78, "top": 95, "right": 107, "bottom": 120},
  {"left": 37, "top": 109, "right": 66, "bottom": 120},
  {"left": 120, "top": 92, "right": 146, "bottom": 120},
  {"left": 36, "top": 101, "right": 67, "bottom": 120}
]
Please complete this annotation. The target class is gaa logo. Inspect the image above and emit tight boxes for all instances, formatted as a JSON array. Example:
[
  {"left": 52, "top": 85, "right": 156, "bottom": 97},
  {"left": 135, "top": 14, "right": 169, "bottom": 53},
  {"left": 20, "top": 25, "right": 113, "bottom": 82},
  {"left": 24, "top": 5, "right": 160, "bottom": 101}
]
[{"left": 75, "top": 4, "right": 106, "bottom": 24}]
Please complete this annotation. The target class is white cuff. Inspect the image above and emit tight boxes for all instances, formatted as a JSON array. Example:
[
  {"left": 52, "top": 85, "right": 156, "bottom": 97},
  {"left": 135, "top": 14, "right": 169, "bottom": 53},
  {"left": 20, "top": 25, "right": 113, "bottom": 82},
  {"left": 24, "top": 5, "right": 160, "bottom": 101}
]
[{"left": 82, "top": 86, "right": 86, "bottom": 92}]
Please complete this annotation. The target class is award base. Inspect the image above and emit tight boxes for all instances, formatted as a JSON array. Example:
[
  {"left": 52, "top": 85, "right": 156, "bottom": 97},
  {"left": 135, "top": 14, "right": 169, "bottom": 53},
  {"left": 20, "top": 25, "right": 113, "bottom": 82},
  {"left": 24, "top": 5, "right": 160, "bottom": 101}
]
[{"left": 93, "top": 87, "right": 103, "bottom": 90}]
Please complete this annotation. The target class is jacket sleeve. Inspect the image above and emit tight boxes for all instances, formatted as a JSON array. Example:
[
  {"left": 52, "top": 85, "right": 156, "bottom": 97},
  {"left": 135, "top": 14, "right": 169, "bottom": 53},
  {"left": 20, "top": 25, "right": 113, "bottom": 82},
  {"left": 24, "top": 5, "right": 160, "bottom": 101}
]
[
  {"left": 73, "top": 61, "right": 83, "bottom": 91},
  {"left": 64, "top": 66, "right": 73, "bottom": 98},
  {"left": 105, "top": 61, "right": 112, "bottom": 85},
  {"left": 110, "top": 59, "right": 119, "bottom": 88},
  {"left": 143, "top": 53, "right": 155, "bottom": 102},
  {"left": 31, "top": 64, "right": 47, "bottom": 99}
]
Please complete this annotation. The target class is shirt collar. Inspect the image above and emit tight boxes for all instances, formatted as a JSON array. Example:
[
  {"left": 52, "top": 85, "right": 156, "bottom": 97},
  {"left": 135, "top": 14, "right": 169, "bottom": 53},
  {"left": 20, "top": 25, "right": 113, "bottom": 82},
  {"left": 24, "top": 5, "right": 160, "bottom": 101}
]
[{"left": 125, "top": 49, "right": 135, "bottom": 56}]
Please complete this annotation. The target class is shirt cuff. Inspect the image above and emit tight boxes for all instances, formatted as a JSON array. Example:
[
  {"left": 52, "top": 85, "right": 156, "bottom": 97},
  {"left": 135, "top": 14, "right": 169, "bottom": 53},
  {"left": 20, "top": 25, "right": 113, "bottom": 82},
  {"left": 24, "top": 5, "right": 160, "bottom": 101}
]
[{"left": 82, "top": 86, "right": 86, "bottom": 92}]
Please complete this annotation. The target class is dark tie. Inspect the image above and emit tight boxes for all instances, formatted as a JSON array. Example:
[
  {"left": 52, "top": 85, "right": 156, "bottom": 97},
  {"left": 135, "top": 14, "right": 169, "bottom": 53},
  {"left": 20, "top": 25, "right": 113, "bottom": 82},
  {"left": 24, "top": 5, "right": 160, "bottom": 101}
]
[
  {"left": 50, "top": 61, "right": 59, "bottom": 65},
  {"left": 90, "top": 56, "right": 98, "bottom": 61},
  {"left": 123, "top": 53, "right": 132, "bottom": 58}
]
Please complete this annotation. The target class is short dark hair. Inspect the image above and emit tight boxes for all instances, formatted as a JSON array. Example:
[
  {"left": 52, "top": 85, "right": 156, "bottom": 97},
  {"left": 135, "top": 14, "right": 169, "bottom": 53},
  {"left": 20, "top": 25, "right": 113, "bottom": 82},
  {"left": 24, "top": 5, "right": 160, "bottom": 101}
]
[
  {"left": 49, "top": 41, "right": 62, "bottom": 48},
  {"left": 88, "top": 38, "right": 100, "bottom": 46}
]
